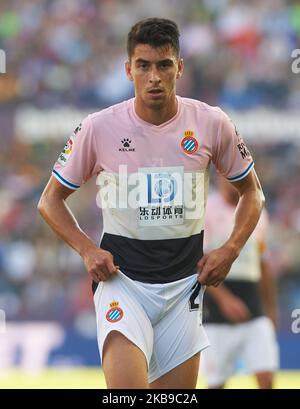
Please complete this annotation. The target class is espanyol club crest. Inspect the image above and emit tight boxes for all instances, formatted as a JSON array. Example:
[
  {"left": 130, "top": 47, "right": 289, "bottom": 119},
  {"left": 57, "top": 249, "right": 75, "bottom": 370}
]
[
  {"left": 106, "top": 301, "right": 124, "bottom": 323},
  {"left": 181, "top": 130, "right": 198, "bottom": 154}
]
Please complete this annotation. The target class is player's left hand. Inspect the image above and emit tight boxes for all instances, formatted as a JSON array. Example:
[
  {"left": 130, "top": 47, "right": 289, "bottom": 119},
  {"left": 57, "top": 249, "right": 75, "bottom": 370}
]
[{"left": 197, "top": 245, "right": 239, "bottom": 287}]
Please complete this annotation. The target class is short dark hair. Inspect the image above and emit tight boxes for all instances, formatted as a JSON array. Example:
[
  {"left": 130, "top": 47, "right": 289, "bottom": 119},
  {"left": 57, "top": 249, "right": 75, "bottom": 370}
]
[{"left": 127, "top": 18, "right": 180, "bottom": 59}]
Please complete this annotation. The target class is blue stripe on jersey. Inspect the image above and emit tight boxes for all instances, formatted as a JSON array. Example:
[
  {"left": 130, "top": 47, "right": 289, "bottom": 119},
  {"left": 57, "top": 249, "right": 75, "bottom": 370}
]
[
  {"left": 52, "top": 169, "right": 80, "bottom": 189},
  {"left": 227, "top": 161, "right": 254, "bottom": 182}
]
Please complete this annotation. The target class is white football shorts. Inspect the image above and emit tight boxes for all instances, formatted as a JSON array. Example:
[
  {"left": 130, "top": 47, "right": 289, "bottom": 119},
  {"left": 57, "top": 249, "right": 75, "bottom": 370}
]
[
  {"left": 93, "top": 270, "right": 210, "bottom": 383},
  {"left": 200, "top": 316, "right": 279, "bottom": 387}
]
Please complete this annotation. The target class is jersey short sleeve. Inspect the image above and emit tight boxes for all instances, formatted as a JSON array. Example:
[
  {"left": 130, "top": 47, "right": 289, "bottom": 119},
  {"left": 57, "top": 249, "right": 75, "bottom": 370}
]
[
  {"left": 52, "top": 115, "right": 98, "bottom": 190},
  {"left": 212, "top": 109, "right": 254, "bottom": 182}
]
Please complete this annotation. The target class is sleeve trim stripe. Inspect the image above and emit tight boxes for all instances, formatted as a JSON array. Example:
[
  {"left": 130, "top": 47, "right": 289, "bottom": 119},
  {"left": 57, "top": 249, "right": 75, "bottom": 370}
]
[
  {"left": 227, "top": 161, "right": 254, "bottom": 182},
  {"left": 52, "top": 170, "right": 80, "bottom": 189}
]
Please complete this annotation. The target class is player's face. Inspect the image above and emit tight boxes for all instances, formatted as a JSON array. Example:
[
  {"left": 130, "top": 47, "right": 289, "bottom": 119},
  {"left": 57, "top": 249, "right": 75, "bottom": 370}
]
[{"left": 125, "top": 44, "right": 183, "bottom": 110}]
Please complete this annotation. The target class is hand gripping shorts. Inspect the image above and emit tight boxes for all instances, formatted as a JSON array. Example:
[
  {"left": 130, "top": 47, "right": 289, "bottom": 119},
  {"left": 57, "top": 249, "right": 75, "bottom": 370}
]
[{"left": 93, "top": 270, "right": 210, "bottom": 383}]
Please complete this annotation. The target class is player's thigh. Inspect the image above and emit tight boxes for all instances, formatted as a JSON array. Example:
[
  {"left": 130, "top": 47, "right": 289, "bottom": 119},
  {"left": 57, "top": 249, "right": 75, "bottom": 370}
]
[
  {"left": 149, "top": 352, "right": 200, "bottom": 389},
  {"left": 93, "top": 274, "right": 154, "bottom": 388},
  {"left": 102, "top": 330, "right": 149, "bottom": 389},
  {"left": 148, "top": 283, "right": 209, "bottom": 387}
]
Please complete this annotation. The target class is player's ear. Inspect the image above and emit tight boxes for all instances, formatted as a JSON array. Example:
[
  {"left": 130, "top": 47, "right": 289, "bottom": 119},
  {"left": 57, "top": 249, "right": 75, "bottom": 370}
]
[
  {"left": 125, "top": 60, "right": 133, "bottom": 81},
  {"left": 176, "top": 58, "right": 184, "bottom": 79}
]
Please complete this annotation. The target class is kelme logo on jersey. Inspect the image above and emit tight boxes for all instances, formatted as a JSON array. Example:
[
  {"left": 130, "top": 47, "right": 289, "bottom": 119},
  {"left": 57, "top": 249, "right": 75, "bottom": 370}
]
[
  {"left": 106, "top": 301, "right": 123, "bottom": 323},
  {"left": 119, "top": 138, "right": 135, "bottom": 152},
  {"left": 181, "top": 130, "right": 198, "bottom": 155}
]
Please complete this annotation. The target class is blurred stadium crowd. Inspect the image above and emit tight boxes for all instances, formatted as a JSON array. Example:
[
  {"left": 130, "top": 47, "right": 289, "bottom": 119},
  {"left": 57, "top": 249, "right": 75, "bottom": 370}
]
[
  {"left": 0, "top": 0, "right": 299, "bottom": 335},
  {"left": 1, "top": 0, "right": 300, "bottom": 108}
]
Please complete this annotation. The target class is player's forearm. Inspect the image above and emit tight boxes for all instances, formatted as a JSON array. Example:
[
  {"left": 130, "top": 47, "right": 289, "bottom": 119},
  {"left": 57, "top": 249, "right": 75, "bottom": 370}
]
[
  {"left": 224, "top": 187, "right": 265, "bottom": 258},
  {"left": 260, "top": 259, "right": 277, "bottom": 321},
  {"left": 38, "top": 194, "right": 97, "bottom": 257},
  {"left": 206, "top": 285, "right": 233, "bottom": 304}
]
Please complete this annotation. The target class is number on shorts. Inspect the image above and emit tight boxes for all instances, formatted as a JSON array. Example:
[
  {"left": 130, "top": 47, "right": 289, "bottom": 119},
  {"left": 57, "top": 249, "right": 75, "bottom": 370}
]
[{"left": 189, "top": 282, "right": 201, "bottom": 311}]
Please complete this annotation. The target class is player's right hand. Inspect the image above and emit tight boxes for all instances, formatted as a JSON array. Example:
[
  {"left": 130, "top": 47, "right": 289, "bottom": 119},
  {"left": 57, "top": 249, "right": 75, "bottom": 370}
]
[{"left": 82, "top": 247, "right": 119, "bottom": 282}]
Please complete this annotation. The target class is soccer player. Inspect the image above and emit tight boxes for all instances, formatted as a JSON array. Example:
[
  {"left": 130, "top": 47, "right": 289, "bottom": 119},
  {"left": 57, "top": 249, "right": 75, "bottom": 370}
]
[
  {"left": 201, "top": 176, "right": 279, "bottom": 389},
  {"left": 38, "top": 18, "right": 265, "bottom": 389}
]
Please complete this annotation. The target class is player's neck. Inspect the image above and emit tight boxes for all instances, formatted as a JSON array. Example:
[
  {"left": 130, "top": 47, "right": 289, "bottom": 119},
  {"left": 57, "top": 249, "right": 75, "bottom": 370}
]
[{"left": 134, "top": 95, "right": 178, "bottom": 126}]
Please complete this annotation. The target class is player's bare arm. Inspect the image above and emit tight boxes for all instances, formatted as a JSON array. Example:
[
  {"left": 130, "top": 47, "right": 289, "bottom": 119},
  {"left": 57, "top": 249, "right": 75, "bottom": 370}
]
[
  {"left": 38, "top": 176, "right": 119, "bottom": 282},
  {"left": 198, "top": 169, "right": 265, "bottom": 287},
  {"left": 260, "top": 257, "right": 278, "bottom": 328},
  {"left": 206, "top": 285, "right": 251, "bottom": 322}
]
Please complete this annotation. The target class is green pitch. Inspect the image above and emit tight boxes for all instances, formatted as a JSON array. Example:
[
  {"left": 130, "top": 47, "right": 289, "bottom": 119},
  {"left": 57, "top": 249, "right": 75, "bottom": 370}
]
[{"left": 0, "top": 369, "right": 299, "bottom": 389}]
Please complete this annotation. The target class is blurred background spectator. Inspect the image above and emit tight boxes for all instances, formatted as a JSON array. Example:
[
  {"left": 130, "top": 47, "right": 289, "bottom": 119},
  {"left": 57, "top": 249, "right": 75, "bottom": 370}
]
[
  {"left": 0, "top": 0, "right": 300, "bottom": 109},
  {"left": 0, "top": 0, "right": 299, "bottom": 368}
]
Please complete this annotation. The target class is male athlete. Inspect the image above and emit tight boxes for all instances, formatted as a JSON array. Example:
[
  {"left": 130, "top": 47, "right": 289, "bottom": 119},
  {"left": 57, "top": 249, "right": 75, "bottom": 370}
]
[
  {"left": 201, "top": 177, "right": 278, "bottom": 389},
  {"left": 38, "top": 18, "right": 265, "bottom": 389}
]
